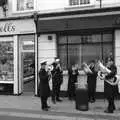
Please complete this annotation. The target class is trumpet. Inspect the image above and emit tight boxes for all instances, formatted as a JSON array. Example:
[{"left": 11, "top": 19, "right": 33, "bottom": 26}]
[{"left": 82, "top": 62, "right": 92, "bottom": 74}]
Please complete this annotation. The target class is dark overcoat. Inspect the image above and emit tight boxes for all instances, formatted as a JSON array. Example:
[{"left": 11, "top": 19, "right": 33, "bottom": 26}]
[
  {"left": 87, "top": 66, "right": 97, "bottom": 92},
  {"left": 68, "top": 68, "right": 78, "bottom": 94},
  {"left": 104, "top": 64, "right": 118, "bottom": 98},
  {"left": 38, "top": 68, "right": 50, "bottom": 97}
]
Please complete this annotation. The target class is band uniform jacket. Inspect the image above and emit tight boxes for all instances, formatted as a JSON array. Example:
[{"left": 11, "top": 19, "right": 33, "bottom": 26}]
[
  {"left": 87, "top": 66, "right": 97, "bottom": 92},
  {"left": 104, "top": 64, "right": 118, "bottom": 98},
  {"left": 51, "top": 67, "right": 63, "bottom": 86},
  {"left": 38, "top": 68, "right": 50, "bottom": 97},
  {"left": 68, "top": 68, "right": 78, "bottom": 92}
]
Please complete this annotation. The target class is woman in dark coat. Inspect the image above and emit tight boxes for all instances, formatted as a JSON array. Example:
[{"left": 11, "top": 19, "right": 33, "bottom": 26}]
[
  {"left": 104, "top": 58, "right": 118, "bottom": 113},
  {"left": 38, "top": 61, "right": 50, "bottom": 111},
  {"left": 67, "top": 64, "right": 79, "bottom": 100}
]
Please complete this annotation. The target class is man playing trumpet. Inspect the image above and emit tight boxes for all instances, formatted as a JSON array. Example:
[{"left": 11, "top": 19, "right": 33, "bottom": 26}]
[
  {"left": 83, "top": 60, "right": 98, "bottom": 103},
  {"left": 98, "top": 58, "right": 119, "bottom": 113}
]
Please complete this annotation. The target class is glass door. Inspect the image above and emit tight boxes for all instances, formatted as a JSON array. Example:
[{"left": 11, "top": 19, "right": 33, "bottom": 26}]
[{"left": 19, "top": 35, "right": 35, "bottom": 95}]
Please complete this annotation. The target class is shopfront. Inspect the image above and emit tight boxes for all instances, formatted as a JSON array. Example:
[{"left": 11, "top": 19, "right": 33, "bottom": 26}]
[
  {"left": 37, "top": 7, "right": 120, "bottom": 93},
  {"left": 0, "top": 18, "right": 36, "bottom": 95}
]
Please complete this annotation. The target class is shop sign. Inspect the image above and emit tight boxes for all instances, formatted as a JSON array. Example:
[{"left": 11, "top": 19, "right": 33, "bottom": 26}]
[
  {"left": 0, "top": 23, "right": 16, "bottom": 33},
  {"left": 0, "top": 19, "right": 36, "bottom": 35}
]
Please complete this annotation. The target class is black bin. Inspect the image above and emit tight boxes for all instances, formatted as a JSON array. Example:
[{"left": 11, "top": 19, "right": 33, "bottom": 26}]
[{"left": 75, "top": 83, "right": 88, "bottom": 111}]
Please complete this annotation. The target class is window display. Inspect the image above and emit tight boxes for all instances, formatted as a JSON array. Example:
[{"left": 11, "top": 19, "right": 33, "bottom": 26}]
[{"left": 0, "top": 41, "right": 14, "bottom": 81}]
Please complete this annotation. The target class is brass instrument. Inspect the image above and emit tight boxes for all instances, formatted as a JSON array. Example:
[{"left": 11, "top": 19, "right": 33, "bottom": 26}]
[
  {"left": 97, "top": 61, "right": 120, "bottom": 86},
  {"left": 82, "top": 62, "right": 92, "bottom": 74},
  {"left": 98, "top": 61, "right": 111, "bottom": 73}
]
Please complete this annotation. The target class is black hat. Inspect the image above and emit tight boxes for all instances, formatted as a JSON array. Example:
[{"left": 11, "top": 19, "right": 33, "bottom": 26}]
[{"left": 52, "top": 62, "right": 57, "bottom": 67}]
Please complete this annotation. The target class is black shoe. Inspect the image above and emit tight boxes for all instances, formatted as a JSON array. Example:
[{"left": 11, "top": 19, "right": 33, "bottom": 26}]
[
  {"left": 90, "top": 99, "right": 95, "bottom": 103},
  {"left": 104, "top": 110, "right": 113, "bottom": 113},
  {"left": 56, "top": 98, "right": 62, "bottom": 102},
  {"left": 42, "top": 108, "right": 49, "bottom": 111},
  {"left": 113, "top": 106, "right": 116, "bottom": 110}
]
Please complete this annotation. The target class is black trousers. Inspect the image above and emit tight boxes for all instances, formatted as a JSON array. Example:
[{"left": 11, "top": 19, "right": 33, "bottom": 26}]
[
  {"left": 68, "top": 85, "right": 76, "bottom": 100},
  {"left": 107, "top": 95, "right": 115, "bottom": 112},
  {"left": 41, "top": 96, "right": 48, "bottom": 109},
  {"left": 52, "top": 83, "right": 61, "bottom": 101},
  {"left": 88, "top": 85, "right": 96, "bottom": 101}
]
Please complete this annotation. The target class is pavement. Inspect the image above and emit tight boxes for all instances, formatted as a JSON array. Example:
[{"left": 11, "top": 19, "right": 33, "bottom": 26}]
[{"left": 0, "top": 94, "right": 120, "bottom": 120}]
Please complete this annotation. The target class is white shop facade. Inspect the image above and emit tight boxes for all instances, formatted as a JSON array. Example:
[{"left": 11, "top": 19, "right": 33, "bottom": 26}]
[{"left": 0, "top": 18, "right": 36, "bottom": 95}]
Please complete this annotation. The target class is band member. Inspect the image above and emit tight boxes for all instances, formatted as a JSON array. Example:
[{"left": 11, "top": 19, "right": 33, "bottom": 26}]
[
  {"left": 67, "top": 64, "right": 79, "bottom": 100},
  {"left": 51, "top": 58, "right": 63, "bottom": 104},
  {"left": 86, "top": 60, "right": 97, "bottom": 103},
  {"left": 104, "top": 58, "right": 118, "bottom": 113},
  {"left": 38, "top": 61, "right": 51, "bottom": 111}
]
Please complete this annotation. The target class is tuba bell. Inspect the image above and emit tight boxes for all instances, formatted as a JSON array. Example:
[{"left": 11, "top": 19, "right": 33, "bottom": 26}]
[{"left": 98, "top": 61, "right": 111, "bottom": 74}]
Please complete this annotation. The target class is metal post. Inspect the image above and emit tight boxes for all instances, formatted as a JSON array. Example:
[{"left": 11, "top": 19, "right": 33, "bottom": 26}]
[{"left": 33, "top": 12, "right": 39, "bottom": 96}]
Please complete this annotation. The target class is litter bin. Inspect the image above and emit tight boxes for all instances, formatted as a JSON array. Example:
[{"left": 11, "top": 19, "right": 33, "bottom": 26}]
[{"left": 75, "top": 83, "right": 88, "bottom": 111}]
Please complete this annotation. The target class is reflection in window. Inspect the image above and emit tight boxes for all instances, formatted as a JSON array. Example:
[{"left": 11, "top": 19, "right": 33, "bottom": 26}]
[
  {"left": 17, "top": 0, "right": 34, "bottom": 11},
  {"left": 58, "top": 32, "right": 113, "bottom": 70}
]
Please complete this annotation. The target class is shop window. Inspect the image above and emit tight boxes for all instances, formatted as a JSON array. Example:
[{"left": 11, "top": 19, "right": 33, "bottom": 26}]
[
  {"left": 58, "top": 32, "right": 113, "bottom": 70},
  {"left": 0, "top": 40, "right": 14, "bottom": 81},
  {"left": 13, "top": 0, "right": 36, "bottom": 12},
  {"left": 58, "top": 45, "right": 67, "bottom": 70}
]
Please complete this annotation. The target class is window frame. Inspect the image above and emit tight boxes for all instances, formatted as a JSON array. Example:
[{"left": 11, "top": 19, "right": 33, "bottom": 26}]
[
  {"left": 12, "top": 0, "right": 37, "bottom": 13},
  {"left": 68, "top": 0, "right": 95, "bottom": 7},
  {"left": 58, "top": 31, "right": 114, "bottom": 70}
]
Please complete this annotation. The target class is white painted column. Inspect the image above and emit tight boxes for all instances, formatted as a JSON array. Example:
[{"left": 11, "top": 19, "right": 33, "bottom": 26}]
[
  {"left": 35, "top": 34, "right": 38, "bottom": 95},
  {"left": 13, "top": 35, "right": 19, "bottom": 95},
  {"left": 38, "top": 34, "right": 57, "bottom": 90},
  {"left": 38, "top": 34, "right": 57, "bottom": 68},
  {"left": 115, "top": 30, "right": 120, "bottom": 75},
  {"left": 115, "top": 30, "right": 120, "bottom": 93}
]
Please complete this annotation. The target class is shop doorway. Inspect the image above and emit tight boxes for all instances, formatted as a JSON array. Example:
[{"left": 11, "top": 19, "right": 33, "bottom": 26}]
[
  {"left": 22, "top": 52, "right": 35, "bottom": 95},
  {"left": 19, "top": 35, "right": 35, "bottom": 95}
]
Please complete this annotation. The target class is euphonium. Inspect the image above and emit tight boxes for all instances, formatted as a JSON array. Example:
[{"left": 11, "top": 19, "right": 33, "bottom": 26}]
[{"left": 97, "top": 61, "right": 120, "bottom": 85}]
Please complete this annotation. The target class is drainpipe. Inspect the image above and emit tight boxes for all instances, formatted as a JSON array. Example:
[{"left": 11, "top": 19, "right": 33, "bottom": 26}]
[
  {"left": 100, "top": 0, "right": 102, "bottom": 8},
  {"left": 33, "top": 12, "right": 39, "bottom": 96}
]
